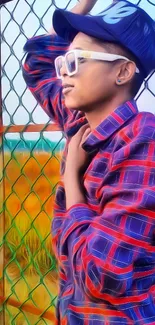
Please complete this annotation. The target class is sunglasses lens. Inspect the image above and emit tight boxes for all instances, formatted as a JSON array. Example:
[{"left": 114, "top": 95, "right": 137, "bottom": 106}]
[
  {"left": 55, "top": 57, "right": 63, "bottom": 78},
  {"left": 66, "top": 52, "right": 76, "bottom": 74}
]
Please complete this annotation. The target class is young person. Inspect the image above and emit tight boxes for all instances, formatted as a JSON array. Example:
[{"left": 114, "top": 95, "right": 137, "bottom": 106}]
[{"left": 23, "top": 0, "right": 155, "bottom": 323}]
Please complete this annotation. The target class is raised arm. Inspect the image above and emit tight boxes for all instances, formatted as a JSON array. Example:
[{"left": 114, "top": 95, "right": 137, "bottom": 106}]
[
  {"left": 23, "top": 34, "right": 70, "bottom": 131},
  {"left": 22, "top": 0, "right": 98, "bottom": 134}
]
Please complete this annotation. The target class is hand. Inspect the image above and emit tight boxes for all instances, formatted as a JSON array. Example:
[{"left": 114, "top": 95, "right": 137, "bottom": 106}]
[
  {"left": 49, "top": 0, "right": 98, "bottom": 34},
  {"left": 65, "top": 124, "right": 91, "bottom": 175},
  {"left": 71, "top": 0, "right": 98, "bottom": 15},
  {"left": 64, "top": 124, "right": 91, "bottom": 209}
]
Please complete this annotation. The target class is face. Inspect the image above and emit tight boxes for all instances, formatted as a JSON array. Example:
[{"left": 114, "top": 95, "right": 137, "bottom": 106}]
[{"left": 59, "top": 32, "right": 120, "bottom": 112}]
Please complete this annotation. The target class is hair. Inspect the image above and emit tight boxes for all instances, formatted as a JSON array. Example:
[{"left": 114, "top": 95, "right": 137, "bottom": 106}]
[{"left": 96, "top": 40, "right": 144, "bottom": 97}]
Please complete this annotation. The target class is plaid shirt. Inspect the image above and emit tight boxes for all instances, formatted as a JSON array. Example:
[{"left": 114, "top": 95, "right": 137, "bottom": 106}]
[{"left": 23, "top": 34, "right": 155, "bottom": 325}]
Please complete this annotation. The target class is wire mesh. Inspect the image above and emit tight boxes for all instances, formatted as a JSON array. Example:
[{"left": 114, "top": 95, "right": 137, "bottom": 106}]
[{"left": 1, "top": 0, "right": 155, "bottom": 324}]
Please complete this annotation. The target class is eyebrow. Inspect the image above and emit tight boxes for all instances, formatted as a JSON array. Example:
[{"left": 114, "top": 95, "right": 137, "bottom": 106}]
[{"left": 69, "top": 47, "right": 84, "bottom": 51}]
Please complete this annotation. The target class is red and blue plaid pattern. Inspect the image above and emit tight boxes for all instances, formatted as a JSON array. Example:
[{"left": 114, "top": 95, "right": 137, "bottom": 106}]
[{"left": 23, "top": 34, "right": 155, "bottom": 325}]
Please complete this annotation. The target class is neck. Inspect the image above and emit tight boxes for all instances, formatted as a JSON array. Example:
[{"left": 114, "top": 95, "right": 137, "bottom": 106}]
[{"left": 85, "top": 94, "right": 132, "bottom": 130}]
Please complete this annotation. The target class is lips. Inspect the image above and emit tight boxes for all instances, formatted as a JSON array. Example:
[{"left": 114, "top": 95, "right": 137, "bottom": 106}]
[{"left": 62, "top": 83, "right": 74, "bottom": 95}]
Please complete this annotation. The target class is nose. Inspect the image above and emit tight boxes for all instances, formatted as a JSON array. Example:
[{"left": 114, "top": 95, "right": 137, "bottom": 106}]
[{"left": 60, "top": 60, "right": 68, "bottom": 77}]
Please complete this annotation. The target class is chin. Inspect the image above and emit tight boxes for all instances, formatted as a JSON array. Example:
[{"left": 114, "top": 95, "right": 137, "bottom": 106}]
[
  {"left": 65, "top": 97, "right": 92, "bottom": 113},
  {"left": 64, "top": 97, "right": 81, "bottom": 111}
]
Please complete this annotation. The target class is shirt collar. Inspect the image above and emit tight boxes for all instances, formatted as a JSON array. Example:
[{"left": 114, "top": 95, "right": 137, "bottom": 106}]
[{"left": 82, "top": 100, "right": 138, "bottom": 152}]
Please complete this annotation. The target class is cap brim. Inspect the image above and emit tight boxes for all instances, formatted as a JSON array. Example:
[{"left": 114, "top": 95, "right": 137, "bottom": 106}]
[{"left": 53, "top": 9, "right": 116, "bottom": 43}]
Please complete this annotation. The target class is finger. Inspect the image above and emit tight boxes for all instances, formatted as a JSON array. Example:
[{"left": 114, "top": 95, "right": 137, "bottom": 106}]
[
  {"left": 73, "top": 124, "right": 91, "bottom": 145},
  {"left": 78, "top": 0, "right": 98, "bottom": 14},
  {"left": 83, "top": 127, "right": 91, "bottom": 138},
  {"left": 71, "top": 0, "right": 97, "bottom": 15},
  {"left": 81, "top": 127, "right": 91, "bottom": 144},
  {"left": 79, "top": 123, "right": 90, "bottom": 133}
]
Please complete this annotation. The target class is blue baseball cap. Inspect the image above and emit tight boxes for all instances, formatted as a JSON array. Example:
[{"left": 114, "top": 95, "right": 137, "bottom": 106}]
[{"left": 53, "top": 0, "right": 155, "bottom": 78}]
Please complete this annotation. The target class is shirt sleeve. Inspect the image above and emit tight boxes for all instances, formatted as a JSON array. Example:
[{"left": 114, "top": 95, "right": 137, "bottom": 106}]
[
  {"left": 22, "top": 34, "right": 86, "bottom": 134},
  {"left": 52, "top": 135, "right": 155, "bottom": 301}
]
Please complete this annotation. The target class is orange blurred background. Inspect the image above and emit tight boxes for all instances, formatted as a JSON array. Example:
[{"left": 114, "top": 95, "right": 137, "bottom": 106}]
[{"left": 1, "top": 138, "right": 64, "bottom": 324}]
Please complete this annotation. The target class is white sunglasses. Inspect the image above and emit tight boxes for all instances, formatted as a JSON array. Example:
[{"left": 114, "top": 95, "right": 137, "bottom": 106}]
[{"left": 54, "top": 49, "right": 140, "bottom": 79}]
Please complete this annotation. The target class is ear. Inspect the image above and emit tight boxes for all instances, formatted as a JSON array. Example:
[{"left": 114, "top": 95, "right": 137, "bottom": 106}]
[{"left": 115, "top": 61, "right": 137, "bottom": 86}]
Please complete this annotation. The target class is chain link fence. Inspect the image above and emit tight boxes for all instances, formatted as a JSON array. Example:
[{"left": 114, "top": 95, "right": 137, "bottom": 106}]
[{"left": 1, "top": 0, "right": 155, "bottom": 324}]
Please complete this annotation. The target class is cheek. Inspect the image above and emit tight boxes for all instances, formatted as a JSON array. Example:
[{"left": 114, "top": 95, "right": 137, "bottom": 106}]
[
  {"left": 64, "top": 67, "right": 114, "bottom": 109},
  {"left": 79, "top": 68, "right": 111, "bottom": 98}
]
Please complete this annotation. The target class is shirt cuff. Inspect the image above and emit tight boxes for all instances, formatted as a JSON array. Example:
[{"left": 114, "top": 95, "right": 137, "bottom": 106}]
[{"left": 23, "top": 34, "right": 69, "bottom": 53}]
